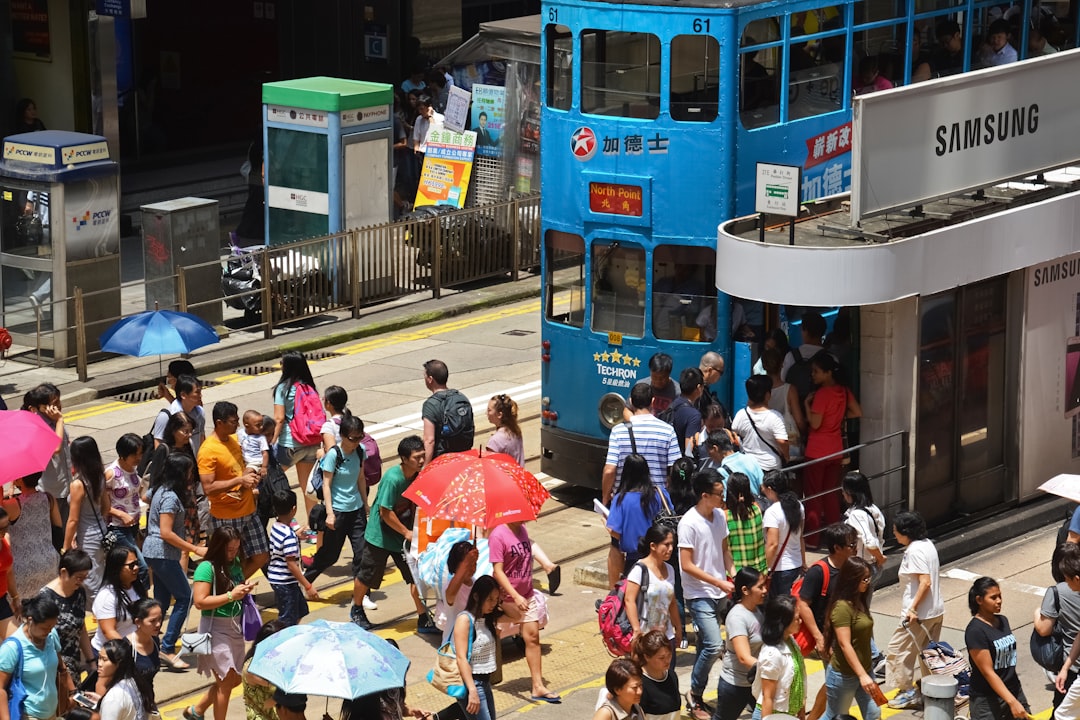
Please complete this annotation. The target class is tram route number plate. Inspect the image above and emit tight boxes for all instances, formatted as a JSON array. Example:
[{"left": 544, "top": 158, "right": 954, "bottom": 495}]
[
  {"left": 608, "top": 332, "right": 623, "bottom": 346},
  {"left": 589, "top": 182, "right": 644, "bottom": 217}
]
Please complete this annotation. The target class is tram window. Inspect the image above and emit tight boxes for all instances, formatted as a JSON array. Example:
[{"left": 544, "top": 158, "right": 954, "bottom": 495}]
[
  {"left": 671, "top": 35, "right": 720, "bottom": 122},
  {"left": 791, "top": 7, "right": 843, "bottom": 37},
  {"left": 652, "top": 246, "right": 717, "bottom": 342},
  {"left": 591, "top": 242, "right": 646, "bottom": 337},
  {"left": 581, "top": 30, "right": 661, "bottom": 119},
  {"left": 544, "top": 230, "right": 585, "bottom": 328},
  {"left": 740, "top": 21, "right": 781, "bottom": 128},
  {"left": 788, "top": 31, "right": 845, "bottom": 120},
  {"left": 853, "top": 0, "right": 904, "bottom": 25},
  {"left": 546, "top": 25, "right": 573, "bottom": 110}
]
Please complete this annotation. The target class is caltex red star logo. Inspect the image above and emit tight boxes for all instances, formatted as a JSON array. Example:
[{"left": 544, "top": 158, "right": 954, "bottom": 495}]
[{"left": 570, "top": 126, "right": 597, "bottom": 161}]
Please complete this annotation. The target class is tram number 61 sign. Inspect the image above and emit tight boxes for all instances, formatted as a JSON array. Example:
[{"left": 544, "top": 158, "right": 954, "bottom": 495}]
[{"left": 755, "top": 162, "right": 801, "bottom": 217}]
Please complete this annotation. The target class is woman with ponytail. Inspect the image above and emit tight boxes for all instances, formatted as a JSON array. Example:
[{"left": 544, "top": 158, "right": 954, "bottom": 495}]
[{"left": 762, "top": 471, "right": 806, "bottom": 597}]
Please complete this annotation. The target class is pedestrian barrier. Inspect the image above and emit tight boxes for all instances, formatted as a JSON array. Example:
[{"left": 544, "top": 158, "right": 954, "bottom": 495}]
[
  {"left": 786, "top": 429, "right": 910, "bottom": 544},
  {"left": 8, "top": 195, "right": 540, "bottom": 379}
]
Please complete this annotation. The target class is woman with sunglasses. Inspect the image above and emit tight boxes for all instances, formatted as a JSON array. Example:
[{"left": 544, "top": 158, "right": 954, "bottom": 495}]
[
  {"left": 821, "top": 557, "right": 879, "bottom": 720},
  {"left": 92, "top": 546, "right": 147, "bottom": 657},
  {"left": 301, "top": 412, "right": 369, "bottom": 584}
]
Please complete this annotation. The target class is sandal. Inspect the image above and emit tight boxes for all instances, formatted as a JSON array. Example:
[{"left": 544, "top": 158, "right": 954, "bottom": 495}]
[
  {"left": 183, "top": 706, "right": 204, "bottom": 720},
  {"left": 162, "top": 653, "right": 190, "bottom": 671}
]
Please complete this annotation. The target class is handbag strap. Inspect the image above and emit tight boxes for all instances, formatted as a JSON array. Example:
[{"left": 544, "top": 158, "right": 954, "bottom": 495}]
[
  {"left": 770, "top": 529, "right": 793, "bottom": 575},
  {"left": 78, "top": 475, "right": 109, "bottom": 538},
  {"left": 744, "top": 408, "right": 784, "bottom": 462}
]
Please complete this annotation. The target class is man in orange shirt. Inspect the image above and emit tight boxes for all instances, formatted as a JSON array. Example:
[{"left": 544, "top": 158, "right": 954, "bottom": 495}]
[{"left": 198, "top": 400, "right": 268, "bottom": 577}]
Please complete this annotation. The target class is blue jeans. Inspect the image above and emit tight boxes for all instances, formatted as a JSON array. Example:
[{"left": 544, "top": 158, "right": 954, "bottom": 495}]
[
  {"left": 457, "top": 676, "right": 495, "bottom": 720},
  {"left": 272, "top": 582, "right": 309, "bottom": 626},
  {"left": 822, "top": 665, "right": 880, "bottom": 720},
  {"left": 687, "top": 597, "right": 725, "bottom": 697},
  {"left": 769, "top": 568, "right": 801, "bottom": 598},
  {"left": 146, "top": 557, "right": 192, "bottom": 654},
  {"left": 109, "top": 526, "right": 150, "bottom": 588},
  {"left": 714, "top": 676, "right": 754, "bottom": 720}
]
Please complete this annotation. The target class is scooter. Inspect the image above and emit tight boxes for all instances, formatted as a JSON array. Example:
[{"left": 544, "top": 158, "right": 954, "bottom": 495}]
[{"left": 220, "top": 237, "right": 324, "bottom": 323}]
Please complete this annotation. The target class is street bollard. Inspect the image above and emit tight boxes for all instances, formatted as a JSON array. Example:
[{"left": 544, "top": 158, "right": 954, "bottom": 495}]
[{"left": 922, "top": 675, "right": 959, "bottom": 720}]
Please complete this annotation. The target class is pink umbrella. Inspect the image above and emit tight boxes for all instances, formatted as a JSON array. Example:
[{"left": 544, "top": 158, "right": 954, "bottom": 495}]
[{"left": 0, "top": 410, "right": 61, "bottom": 484}]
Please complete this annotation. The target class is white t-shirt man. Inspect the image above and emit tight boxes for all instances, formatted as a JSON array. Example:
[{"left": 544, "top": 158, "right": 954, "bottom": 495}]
[
  {"left": 763, "top": 501, "right": 804, "bottom": 572},
  {"left": 677, "top": 506, "right": 730, "bottom": 600},
  {"left": 899, "top": 538, "right": 945, "bottom": 618},
  {"left": 731, "top": 407, "right": 788, "bottom": 471}
]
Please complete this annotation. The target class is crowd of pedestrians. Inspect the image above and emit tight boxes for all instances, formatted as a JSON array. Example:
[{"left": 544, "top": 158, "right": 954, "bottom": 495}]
[{"left": 0, "top": 353, "right": 574, "bottom": 720}]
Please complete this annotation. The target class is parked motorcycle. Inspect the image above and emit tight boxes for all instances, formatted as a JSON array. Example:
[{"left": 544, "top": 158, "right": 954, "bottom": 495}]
[{"left": 221, "top": 238, "right": 325, "bottom": 323}]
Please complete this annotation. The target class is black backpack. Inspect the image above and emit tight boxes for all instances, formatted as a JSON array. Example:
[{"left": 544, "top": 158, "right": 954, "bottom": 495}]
[
  {"left": 137, "top": 409, "right": 171, "bottom": 477},
  {"left": 786, "top": 347, "right": 816, "bottom": 404},
  {"left": 436, "top": 389, "right": 475, "bottom": 455},
  {"left": 257, "top": 450, "right": 296, "bottom": 526}
]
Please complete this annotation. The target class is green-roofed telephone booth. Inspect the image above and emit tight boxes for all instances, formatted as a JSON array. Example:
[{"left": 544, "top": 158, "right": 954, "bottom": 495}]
[{"left": 262, "top": 77, "right": 394, "bottom": 246}]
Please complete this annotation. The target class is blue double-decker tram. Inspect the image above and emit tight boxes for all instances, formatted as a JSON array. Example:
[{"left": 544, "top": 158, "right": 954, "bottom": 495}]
[{"left": 538, "top": 0, "right": 1076, "bottom": 486}]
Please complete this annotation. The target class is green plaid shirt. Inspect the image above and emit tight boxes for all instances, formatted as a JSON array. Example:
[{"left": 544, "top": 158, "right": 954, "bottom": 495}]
[{"left": 727, "top": 505, "right": 766, "bottom": 572}]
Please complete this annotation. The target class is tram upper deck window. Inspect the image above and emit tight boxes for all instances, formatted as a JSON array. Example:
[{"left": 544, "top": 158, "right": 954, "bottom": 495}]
[
  {"left": 652, "top": 246, "right": 717, "bottom": 342},
  {"left": 788, "top": 28, "right": 845, "bottom": 121},
  {"left": 581, "top": 30, "right": 661, "bottom": 119},
  {"left": 671, "top": 35, "right": 720, "bottom": 122},
  {"left": 740, "top": 19, "right": 781, "bottom": 128},
  {"left": 546, "top": 25, "right": 573, "bottom": 110},
  {"left": 545, "top": 230, "right": 585, "bottom": 328},
  {"left": 592, "top": 242, "right": 645, "bottom": 337}
]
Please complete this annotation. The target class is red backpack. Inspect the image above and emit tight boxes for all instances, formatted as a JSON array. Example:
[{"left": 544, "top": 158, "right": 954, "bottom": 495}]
[
  {"left": 790, "top": 559, "right": 831, "bottom": 655},
  {"left": 596, "top": 562, "right": 650, "bottom": 657},
  {"left": 288, "top": 383, "right": 325, "bottom": 446}
]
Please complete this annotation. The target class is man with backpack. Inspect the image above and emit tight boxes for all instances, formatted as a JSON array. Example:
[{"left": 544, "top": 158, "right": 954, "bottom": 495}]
[
  {"left": 420, "top": 359, "right": 475, "bottom": 464},
  {"left": 151, "top": 374, "right": 205, "bottom": 454},
  {"left": 782, "top": 312, "right": 827, "bottom": 437},
  {"left": 667, "top": 368, "right": 705, "bottom": 456},
  {"left": 795, "top": 522, "right": 857, "bottom": 655}
]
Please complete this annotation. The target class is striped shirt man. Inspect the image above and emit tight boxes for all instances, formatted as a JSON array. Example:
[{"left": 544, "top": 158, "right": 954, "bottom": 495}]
[{"left": 604, "top": 414, "right": 680, "bottom": 494}]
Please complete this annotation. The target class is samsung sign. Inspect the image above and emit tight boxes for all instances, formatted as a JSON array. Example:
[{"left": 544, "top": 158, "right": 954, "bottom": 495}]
[{"left": 851, "top": 49, "right": 1080, "bottom": 222}]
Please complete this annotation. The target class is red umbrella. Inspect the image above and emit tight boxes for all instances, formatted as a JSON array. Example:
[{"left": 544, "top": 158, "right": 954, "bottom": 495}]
[
  {"left": 0, "top": 410, "right": 61, "bottom": 485},
  {"left": 405, "top": 449, "right": 551, "bottom": 528}
]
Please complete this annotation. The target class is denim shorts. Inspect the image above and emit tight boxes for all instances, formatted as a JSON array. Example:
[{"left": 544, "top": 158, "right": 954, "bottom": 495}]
[{"left": 275, "top": 443, "right": 319, "bottom": 468}]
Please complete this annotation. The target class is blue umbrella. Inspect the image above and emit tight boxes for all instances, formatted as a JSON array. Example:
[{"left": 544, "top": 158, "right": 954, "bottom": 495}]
[
  {"left": 248, "top": 619, "right": 410, "bottom": 699},
  {"left": 99, "top": 309, "right": 219, "bottom": 374}
]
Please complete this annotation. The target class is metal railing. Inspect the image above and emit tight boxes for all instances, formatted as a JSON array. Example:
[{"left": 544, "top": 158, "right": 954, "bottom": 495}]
[
  {"left": 782, "top": 429, "right": 910, "bottom": 542},
  {"left": 8, "top": 195, "right": 541, "bottom": 379}
]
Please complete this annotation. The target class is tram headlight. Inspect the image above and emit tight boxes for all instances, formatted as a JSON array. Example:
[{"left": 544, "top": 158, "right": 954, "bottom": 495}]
[{"left": 598, "top": 392, "right": 626, "bottom": 430}]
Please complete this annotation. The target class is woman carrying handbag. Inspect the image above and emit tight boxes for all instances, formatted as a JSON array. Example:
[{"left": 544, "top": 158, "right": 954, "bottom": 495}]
[{"left": 452, "top": 576, "right": 502, "bottom": 720}]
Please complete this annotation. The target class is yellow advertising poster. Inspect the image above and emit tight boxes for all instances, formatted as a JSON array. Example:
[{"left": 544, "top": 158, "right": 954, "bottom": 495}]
[{"left": 415, "top": 129, "right": 477, "bottom": 208}]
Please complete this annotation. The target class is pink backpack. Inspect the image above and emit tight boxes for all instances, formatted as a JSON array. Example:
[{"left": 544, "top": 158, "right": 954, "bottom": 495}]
[{"left": 288, "top": 383, "right": 325, "bottom": 446}]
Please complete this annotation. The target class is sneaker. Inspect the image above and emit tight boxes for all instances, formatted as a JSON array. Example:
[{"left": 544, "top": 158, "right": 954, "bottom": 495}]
[
  {"left": 362, "top": 594, "right": 378, "bottom": 611},
  {"left": 417, "top": 611, "right": 440, "bottom": 635},
  {"left": 873, "top": 656, "right": 887, "bottom": 681},
  {"left": 679, "top": 636, "right": 689, "bottom": 650},
  {"left": 349, "top": 604, "right": 373, "bottom": 630},
  {"left": 888, "top": 688, "right": 922, "bottom": 710}
]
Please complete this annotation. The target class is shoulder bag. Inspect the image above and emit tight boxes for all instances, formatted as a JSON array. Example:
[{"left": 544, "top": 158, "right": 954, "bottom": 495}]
[
  {"left": 427, "top": 613, "right": 474, "bottom": 699},
  {"left": 743, "top": 407, "right": 789, "bottom": 467},
  {"left": 3, "top": 637, "right": 27, "bottom": 720},
  {"left": 181, "top": 571, "right": 230, "bottom": 656},
  {"left": 1031, "top": 585, "right": 1064, "bottom": 671}
]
